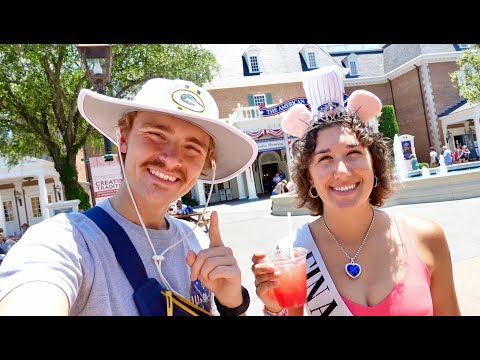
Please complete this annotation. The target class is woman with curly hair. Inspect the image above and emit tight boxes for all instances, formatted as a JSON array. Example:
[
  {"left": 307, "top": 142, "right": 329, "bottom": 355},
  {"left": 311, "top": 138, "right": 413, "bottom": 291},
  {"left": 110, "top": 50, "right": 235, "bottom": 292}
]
[{"left": 252, "top": 66, "right": 460, "bottom": 316}]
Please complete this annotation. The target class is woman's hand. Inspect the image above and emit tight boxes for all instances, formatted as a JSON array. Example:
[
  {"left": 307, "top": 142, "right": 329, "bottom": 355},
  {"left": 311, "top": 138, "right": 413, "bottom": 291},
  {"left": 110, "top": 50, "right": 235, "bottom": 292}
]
[{"left": 251, "top": 251, "right": 283, "bottom": 312}]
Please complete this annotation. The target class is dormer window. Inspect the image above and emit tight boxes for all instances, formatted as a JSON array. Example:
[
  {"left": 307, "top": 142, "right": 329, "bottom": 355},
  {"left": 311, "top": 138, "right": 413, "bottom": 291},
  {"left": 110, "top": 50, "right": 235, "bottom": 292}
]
[
  {"left": 342, "top": 53, "right": 359, "bottom": 76},
  {"left": 349, "top": 59, "right": 358, "bottom": 76},
  {"left": 243, "top": 46, "right": 263, "bottom": 75},
  {"left": 250, "top": 55, "right": 260, "bottom": 73},
  {"left": 300, "top": 45, "right": 320, "bottom": 70},
  {"left": 307, "top": 52, "right": 317, "bottom": 68}
]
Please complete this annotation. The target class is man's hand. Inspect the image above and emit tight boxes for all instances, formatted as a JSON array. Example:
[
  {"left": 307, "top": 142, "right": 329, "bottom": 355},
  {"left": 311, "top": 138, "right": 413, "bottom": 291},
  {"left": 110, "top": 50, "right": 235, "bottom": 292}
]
[{"left": 186, "top": 211, "right": 243, "bottom": 308}]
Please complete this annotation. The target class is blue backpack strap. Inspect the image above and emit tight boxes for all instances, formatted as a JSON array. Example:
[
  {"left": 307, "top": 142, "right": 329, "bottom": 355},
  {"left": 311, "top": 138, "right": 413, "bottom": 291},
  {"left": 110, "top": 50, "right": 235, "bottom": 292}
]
[{"left": 83, "top": 206, "right": 147, "bottom": 291}]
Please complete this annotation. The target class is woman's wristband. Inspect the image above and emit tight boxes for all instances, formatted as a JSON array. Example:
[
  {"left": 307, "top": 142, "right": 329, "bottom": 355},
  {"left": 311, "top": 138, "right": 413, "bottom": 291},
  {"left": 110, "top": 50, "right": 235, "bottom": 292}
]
[{"left": 263, "top": 306, "right": 288, "bottom": 316}]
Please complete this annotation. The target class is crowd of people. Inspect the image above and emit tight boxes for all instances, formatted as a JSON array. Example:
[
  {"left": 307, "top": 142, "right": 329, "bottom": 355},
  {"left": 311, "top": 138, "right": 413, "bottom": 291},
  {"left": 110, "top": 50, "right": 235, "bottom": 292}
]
[{"left": 0, "top": 66, "right": 463, "bottom": 316}]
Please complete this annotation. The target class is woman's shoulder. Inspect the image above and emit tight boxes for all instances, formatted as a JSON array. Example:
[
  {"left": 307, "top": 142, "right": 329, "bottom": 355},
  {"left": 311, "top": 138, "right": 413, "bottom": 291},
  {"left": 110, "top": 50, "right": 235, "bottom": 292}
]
[{"left": 392, "top": 212, "right": 448, "bottom": 257}]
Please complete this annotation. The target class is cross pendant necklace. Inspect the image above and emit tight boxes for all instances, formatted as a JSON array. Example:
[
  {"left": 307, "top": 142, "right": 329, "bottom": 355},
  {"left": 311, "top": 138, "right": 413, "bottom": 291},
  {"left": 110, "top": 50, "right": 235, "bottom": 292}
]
[{"left": 322, "top": 209, "right": 375, "bottom": 279}]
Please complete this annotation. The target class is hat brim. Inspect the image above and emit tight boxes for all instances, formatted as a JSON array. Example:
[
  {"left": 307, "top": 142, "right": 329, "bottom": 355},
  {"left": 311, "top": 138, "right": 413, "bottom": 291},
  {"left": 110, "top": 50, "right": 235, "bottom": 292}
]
[{"left": 78, "top": 89, "right": 258, "bottom": 184}]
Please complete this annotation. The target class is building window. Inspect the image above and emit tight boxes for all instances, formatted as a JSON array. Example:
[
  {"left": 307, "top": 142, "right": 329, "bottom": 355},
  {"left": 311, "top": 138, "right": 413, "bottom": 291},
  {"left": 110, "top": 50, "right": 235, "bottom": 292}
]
[
  {"left": 349, "top": 60, "right": 358, "bottom": 76},
  {"left": 31, "top": 196, "right": 42, "bottom": 218},
  {"left": 253, "top": 94, "right": 266, "bottom": 107},
  {"left": 243, "top": 46, "right": 263, "bottom": 76},
  {"left": 307, "top": 52, "right": 317, "bottom": 68},
  {"left": 250, "top": 55, "right": 260, "bottom": 73},
  {"left": 458, "top": 44, "right": 470, "bottom": 49},
  {"left": 204, "top": 183, "right": 217, "bottom": 195},
  {"left": 3, "top": 201, "right": 14, "bottom": 222}
]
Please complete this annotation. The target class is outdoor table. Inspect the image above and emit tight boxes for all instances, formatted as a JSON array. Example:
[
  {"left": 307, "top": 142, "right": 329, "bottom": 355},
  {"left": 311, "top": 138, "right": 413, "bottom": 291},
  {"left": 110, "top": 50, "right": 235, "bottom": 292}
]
[{"left": 170, "top": 210, "right": 210, "bottom": 232}]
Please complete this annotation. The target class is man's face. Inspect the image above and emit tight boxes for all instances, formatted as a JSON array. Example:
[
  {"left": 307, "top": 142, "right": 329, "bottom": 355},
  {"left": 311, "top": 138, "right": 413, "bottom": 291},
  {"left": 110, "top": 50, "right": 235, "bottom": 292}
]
[{"left": 120, "top": 111, "right": 212, "bottom": 207}]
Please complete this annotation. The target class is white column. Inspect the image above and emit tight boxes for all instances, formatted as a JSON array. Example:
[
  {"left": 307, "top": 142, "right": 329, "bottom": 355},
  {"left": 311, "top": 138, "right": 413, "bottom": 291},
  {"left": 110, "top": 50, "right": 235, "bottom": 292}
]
[
  {"left": 0, "top": 192, "right": 6, "bottom": 233},
  {"left": 236, "top": 173, "right": 247, "bottom": 200},
  {"left": 246, "top": 165, "right": 258, "bottom": 200},
  {"left": 195, "top": 181, "right": 206, "bottom": 206},
  {"left": 37, "top": 174, "right": 49, "bottom": 220},
  {"left": 283, "top": 132, "right": 293, "bottom": 176}
]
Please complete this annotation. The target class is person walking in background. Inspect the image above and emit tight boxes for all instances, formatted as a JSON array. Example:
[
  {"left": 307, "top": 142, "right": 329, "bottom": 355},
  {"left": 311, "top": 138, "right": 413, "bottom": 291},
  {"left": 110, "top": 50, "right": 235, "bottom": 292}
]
[
  {"left": 452, "top": 147, "right": 459, "bottom": 164},
  {"left": 460, "top": 145, "right": 470, "bottom": 163},
  {"left": 252, "top": 66, "right": 460, "bottom": 316},
  {"left": 272, "top": 172, "right": 281, "bottom": 185},
  {"left": 442, "top": 146, "right": 452, "bottom": 165},
  {"left": 0, "top": 78, "right": 257, "bottom": 316}
]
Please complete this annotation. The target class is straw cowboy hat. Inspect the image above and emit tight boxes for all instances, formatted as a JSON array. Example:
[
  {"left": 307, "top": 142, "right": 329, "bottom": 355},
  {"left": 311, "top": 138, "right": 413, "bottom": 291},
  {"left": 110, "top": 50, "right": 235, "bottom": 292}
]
[{"left": 78, "top": 78, "right": 258, "bottom": 183}]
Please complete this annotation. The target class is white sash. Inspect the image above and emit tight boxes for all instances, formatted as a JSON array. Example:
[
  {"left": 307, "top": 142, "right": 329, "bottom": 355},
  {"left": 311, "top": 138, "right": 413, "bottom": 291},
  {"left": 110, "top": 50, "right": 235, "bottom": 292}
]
[{"left": 295, "top": 224, "right": 353, "bottom": 316}]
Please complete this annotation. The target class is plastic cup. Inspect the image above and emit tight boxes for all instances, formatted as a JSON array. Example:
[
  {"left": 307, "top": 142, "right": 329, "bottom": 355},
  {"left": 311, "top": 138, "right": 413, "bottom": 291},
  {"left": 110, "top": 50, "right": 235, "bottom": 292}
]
[{"left": 265, "top": 247, "right": 308, "bottom": 308}]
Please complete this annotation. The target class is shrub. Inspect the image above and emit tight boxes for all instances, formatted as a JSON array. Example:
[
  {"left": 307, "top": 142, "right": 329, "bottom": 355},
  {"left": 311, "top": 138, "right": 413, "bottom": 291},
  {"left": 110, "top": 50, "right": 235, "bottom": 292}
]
[{"left": 378, "top": 105, "right": 400, "bottom": 141}]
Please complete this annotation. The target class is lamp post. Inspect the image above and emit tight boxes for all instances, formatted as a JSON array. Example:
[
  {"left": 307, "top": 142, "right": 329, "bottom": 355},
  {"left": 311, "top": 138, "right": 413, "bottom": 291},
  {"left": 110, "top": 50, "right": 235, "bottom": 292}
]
[
  {"left": 14, "top": 190, "right": 22, "bottom": 207},
  {"left": 54, "top": 184, "right": 62, "bottom": 201},
  {"left": 77, "top": 44, "right": 114, "bottom": 161}
]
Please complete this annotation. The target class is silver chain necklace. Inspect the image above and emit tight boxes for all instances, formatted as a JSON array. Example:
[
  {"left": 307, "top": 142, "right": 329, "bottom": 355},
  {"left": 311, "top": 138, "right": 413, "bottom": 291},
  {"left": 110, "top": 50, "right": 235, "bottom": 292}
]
[{"left": 322, "top": 209, "right": 375, "bottom": 279}]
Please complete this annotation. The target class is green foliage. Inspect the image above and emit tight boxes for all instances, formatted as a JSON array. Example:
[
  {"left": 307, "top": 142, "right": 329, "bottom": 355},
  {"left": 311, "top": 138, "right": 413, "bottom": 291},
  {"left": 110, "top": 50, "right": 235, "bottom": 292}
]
[
  {"left": 451, "top": 44, "right": 480, "bottom": 103},
  {"left": 418, "top": 162, "right": 429, "bottom": 169},
  {"left": 0, "top": 44, "right": 220, "bottom": 203},
  {"left": 181, "top": 195, "right": 199, "bottom": 207},
  {"left": 378, "top": 105, "right": 400, "bottom": 140}
]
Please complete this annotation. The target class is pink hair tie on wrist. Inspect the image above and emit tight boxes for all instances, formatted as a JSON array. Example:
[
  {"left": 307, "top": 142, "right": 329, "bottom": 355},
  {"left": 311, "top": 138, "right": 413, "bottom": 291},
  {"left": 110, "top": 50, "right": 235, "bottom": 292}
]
[{"left": 263, "top": 306, "right": 288, "bottom": 316}]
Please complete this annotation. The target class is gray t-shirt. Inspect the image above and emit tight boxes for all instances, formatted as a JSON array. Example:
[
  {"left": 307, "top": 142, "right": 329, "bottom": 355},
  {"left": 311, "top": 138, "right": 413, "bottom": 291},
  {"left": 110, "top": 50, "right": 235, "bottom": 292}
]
[{"left": 0, "top": 199, "right": 212, "bottom": 315}]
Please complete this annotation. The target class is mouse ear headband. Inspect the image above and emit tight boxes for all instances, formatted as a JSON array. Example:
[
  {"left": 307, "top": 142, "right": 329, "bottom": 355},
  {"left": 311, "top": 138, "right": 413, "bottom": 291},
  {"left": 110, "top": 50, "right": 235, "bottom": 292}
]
[{"left": 281, "top": 65, "right": 382, "bottom": 138}]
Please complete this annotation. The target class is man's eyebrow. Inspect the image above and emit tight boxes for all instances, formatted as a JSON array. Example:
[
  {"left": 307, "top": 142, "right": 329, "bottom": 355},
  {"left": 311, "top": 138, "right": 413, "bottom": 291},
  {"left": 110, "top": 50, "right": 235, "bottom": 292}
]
[
  {"left": 140, "top": 122, "right": 209, "bottom": 151},
  {"left": 313, "top": 143, "right": 359, "bottom": 155}
]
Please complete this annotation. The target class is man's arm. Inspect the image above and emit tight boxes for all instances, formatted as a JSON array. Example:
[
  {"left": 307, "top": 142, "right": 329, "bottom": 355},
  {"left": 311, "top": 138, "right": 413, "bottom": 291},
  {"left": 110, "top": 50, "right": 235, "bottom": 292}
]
[{"left": 0, "top": 281, "right": 69, "bottom": 316}]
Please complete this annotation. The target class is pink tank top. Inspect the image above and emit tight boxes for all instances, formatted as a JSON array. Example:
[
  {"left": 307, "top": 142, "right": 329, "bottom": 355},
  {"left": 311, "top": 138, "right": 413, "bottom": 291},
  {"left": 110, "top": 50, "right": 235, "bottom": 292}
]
[{"left": 341, "top": 226, "right": 433, "bottom": 316}]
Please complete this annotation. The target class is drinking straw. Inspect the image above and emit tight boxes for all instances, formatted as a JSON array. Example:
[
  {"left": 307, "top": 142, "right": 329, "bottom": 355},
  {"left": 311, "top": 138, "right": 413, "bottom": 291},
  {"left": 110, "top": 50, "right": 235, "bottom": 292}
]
[{"left": 287, "top": 212, "right": 294, "bottom": 259}]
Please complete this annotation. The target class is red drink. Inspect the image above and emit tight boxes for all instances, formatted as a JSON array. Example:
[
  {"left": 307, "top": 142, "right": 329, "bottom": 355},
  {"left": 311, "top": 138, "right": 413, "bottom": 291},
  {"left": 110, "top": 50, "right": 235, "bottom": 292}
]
[{"left": 267, "top": 247, "right": 308, "bottom": 308}]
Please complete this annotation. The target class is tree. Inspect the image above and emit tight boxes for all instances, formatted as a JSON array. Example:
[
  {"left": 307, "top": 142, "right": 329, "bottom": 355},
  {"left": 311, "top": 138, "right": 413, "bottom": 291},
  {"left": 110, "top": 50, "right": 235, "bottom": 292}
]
[
  {"left": 378, "top": 105, "right": 400, "bottom": 140},
  {"left": 451, "top": 44, "right": 480, "bottom": 103},
  {"left": 0, "top": 44, "right": 220, "bottom": 210}
]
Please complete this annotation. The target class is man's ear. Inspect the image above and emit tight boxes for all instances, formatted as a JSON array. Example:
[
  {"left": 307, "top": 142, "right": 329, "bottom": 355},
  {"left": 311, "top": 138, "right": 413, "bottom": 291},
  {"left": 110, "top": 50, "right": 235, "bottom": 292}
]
[{"left": 118, "top": 127, "right": 128, "bottom": 153}]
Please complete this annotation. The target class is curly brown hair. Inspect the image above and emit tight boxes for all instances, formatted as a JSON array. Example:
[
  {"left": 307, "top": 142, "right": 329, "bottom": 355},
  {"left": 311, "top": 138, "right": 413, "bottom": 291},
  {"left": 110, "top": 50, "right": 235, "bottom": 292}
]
[
  {"left": 291, "top": 112, "right": 397, "bottom": 216},
  {"left": 117, "top": 111, "right": 216, "bottom": 177}
]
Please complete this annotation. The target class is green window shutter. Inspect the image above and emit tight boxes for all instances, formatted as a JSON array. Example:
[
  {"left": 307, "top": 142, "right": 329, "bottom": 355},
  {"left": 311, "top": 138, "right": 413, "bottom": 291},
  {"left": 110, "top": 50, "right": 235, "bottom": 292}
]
[
  {"left": 266, "top": 93, "right": 273, "bottom": 105},
  {"left": 247, "top": 95, "right": 254, "bottom": 106}
]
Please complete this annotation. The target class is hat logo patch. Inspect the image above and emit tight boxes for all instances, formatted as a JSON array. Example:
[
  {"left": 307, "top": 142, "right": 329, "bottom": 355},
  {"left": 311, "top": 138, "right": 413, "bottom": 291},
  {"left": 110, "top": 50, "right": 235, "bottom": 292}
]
[{"left": 171, "top": 89, "right": 205, "bottom": 113}]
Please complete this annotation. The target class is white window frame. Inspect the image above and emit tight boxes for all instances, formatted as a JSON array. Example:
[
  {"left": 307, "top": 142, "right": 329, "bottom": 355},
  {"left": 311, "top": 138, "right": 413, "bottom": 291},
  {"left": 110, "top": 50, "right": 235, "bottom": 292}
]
[
  {"left": 343, "top": 53, "right": 359, "bottom": 76},
  {"left": 253, "top": 94, "right": 266, "bottom": 107},
  {"left": 300, "top": 45, "right": 320, "bottom": 70},
  {"left": 243, "top": 46, "right": 263, "bottom": 74},
  {"left": 349, "top": 60, "right": 358, "bottom": 76}
]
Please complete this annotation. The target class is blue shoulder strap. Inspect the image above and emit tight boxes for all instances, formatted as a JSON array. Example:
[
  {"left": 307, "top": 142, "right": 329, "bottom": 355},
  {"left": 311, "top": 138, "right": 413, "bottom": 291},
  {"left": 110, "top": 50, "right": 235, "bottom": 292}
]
[{"left": 83, "top": 206, "right": 147, "bottom": 290}]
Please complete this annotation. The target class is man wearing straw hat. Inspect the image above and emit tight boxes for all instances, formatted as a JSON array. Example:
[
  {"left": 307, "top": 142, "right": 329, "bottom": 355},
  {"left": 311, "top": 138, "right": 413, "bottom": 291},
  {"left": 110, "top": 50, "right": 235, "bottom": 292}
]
[{"left": 0, "top": 78, "right": 258, "bottom": 316}]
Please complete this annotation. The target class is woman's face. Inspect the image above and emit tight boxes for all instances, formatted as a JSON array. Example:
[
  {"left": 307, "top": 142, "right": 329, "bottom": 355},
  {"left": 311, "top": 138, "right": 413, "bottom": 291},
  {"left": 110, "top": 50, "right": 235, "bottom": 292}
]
[{"left": 308, "top": 126, "right": 374, "bottom": 211}]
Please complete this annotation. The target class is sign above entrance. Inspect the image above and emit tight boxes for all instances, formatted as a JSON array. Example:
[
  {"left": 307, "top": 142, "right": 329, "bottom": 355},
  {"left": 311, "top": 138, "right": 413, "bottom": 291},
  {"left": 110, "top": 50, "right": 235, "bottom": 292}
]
[
  {"left": 260, "top": 97, "right": 310, "bottom": 117},
  {"left": 256, "top": 136, "right": 296, "bottom": 153}
]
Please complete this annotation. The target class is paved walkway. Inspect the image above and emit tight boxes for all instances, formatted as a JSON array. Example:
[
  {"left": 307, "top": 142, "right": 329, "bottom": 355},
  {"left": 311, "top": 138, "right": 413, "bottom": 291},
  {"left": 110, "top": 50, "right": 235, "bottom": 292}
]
[{"left": 203, "top": 196, "right": 480, "bottom": 316}]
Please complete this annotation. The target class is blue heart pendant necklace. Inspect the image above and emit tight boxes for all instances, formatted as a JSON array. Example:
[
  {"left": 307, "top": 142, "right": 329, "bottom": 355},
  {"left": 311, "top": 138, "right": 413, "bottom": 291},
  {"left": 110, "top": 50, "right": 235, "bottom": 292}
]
[{"left": 323, "top": 209, "right": 375, "bottom": 279}]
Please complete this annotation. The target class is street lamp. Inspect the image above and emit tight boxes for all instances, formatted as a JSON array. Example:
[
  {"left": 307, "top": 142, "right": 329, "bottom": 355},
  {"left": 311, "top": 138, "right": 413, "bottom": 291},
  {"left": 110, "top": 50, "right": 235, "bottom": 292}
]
[
  {"left": 54, "top": 184, "right": 62, "bottom": 201},
  {"left": 14, "top": 190, "right": 22, "bottom": 207},
  {"left": 77, "top": 44, "right": 114, "bottom": 162}
]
